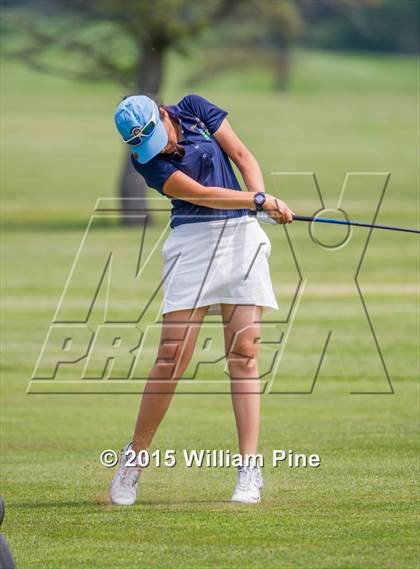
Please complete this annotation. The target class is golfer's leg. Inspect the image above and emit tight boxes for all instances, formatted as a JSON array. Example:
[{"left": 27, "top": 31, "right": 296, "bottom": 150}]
[
  {"left": 221, "top": 304, "right": 262, "bottom": 458},
  {"left": 132, "top": 306, "right": 209, "bottom": 453}
]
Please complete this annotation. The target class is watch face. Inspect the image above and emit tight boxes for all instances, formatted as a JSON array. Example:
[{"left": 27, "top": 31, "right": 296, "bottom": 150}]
[{"left": 255, "top": 193, "right": 265, "bottom": 205}]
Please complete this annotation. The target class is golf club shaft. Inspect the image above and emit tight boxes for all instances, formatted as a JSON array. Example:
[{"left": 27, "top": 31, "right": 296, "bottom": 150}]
[{"left": 292, "top": 215, "right": 420, "bottom": 235}]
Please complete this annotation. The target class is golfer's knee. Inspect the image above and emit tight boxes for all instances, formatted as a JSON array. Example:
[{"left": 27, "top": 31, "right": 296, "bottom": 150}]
[{"left": 226, "top": 341, "right": 258, "bottom": 372}]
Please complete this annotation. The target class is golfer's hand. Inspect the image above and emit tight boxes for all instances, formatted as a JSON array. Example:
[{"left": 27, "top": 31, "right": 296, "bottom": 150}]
[{"left": 264, "top": 195, "right": 294, "bottom": 224}]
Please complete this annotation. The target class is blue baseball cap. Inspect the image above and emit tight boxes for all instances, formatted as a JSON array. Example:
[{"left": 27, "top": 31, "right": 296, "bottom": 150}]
[{"left": 114, "top": 95, "right": 168, "bottom": 164}]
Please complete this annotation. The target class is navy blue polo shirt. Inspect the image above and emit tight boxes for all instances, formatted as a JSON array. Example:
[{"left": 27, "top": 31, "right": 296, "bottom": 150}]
[{"left": 131, "top": 94, "right": 249, "bottom": 229}]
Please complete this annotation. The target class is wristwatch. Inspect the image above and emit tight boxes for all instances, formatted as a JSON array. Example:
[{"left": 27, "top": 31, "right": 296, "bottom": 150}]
[{"left": 253, "top": 192, "right": 266, "bottom": 212}]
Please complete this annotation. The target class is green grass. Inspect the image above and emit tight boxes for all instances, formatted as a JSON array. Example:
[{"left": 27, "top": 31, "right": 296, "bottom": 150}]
[{"left": 1, "top": 47, "right": 419, "bottom": 568}]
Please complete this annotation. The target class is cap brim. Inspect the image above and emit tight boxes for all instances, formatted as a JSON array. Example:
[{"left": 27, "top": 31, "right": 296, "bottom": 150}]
[{"left": 131, "top": 120, "right": 168, "bottom": 164}]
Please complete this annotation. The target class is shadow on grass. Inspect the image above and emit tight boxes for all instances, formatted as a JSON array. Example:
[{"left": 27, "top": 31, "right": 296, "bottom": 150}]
[
  {"left": 8, "top": 499, "right": 232, "bottom": 509},
  {"left": 7, "top": 500, "right": 98, "bottom": 510},
  {"left": 136, "top": 499, "right": 231, "bottom": 506}
]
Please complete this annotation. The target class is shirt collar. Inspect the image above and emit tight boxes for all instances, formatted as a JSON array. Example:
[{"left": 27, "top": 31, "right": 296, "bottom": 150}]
[
  {"left": 165, "top": 104, "right": 179, "bottom": 119},
  {"left": 165, "top": 104, "right": 185, "bottom": 143}
]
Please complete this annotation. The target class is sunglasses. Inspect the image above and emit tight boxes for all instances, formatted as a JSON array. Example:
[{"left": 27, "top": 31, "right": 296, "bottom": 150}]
[{"left": 124, "top": 106, "right": 157, "bottom": 146}]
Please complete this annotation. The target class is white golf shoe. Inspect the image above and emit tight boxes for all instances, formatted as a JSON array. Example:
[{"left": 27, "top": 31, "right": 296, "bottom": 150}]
[
  {"left": 109, "top": 443, "right": 142, "bottom": 506},
  {"left": 231, "top": 465, "right": 263, "bottom": 504}
]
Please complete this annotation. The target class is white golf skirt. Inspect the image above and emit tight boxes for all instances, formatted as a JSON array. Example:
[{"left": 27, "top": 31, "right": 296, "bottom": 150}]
[{"left": 161, "top": 215, "right": 278, "bottom": 316}]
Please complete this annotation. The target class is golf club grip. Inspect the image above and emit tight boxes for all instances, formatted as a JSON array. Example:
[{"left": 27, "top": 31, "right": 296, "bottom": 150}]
[{"left": 292, "top": 215, "right": 420, "bottom": 235}]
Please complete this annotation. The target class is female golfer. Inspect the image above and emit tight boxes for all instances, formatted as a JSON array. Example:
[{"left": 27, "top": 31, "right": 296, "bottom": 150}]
[{"left": 110, "top": 93, "right": 293, "bottom": 505}]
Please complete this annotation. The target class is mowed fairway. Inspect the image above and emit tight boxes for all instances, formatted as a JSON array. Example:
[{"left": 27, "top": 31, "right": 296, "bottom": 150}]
[{"left": 1, "top": 50, "right": 419, "bottom": 568}]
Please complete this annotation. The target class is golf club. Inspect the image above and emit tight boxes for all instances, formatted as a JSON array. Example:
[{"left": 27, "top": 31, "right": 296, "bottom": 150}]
[
  {"left": 292, "top": 215, "right": 420, "bottom": 234},
  {"left": 251, "top": 210, "right": 419, "bottom": 234}
]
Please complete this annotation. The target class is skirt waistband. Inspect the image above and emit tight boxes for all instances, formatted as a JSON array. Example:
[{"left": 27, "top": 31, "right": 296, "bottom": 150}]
[{"left": 170, "top": 214, "right": 257, "bottom": 234}]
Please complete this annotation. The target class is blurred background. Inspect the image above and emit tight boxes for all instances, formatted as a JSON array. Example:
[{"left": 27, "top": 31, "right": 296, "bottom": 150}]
[
  {"left": 1, "top": 3, "right": 419, "bottom": 567},
  {"left": 1, "top": 0, "right": 418, "bottom": 226}
]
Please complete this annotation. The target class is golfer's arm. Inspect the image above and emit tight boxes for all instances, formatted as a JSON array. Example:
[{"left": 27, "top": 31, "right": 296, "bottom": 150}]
[
  {"left": 214, "top": 119, "right": 265, "bottom": 193},
  {"left": 163, "top": 170, "right": 257, "bottom": 210}
]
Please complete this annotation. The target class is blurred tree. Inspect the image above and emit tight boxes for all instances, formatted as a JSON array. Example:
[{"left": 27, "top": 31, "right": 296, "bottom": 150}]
[
  {"left": 187, "top": 0, "right": 302, "bottom": 91},
  {"left": 4, "top": 0, "right": 240, "bottom": 225},
  {"left": 5, "top": 0, "right": 413, "bottom": 226},
  {"left": 297, "top": 0, "right": 419, "bottom": 54}
]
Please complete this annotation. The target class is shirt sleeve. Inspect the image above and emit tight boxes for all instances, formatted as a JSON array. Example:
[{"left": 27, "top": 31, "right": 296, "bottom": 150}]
[
  {"left": 180, "top": 94, "right": 228, "bottom": 135},
  {"left": 131, "top": 154, "right": 178, "bottom": 195}
]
